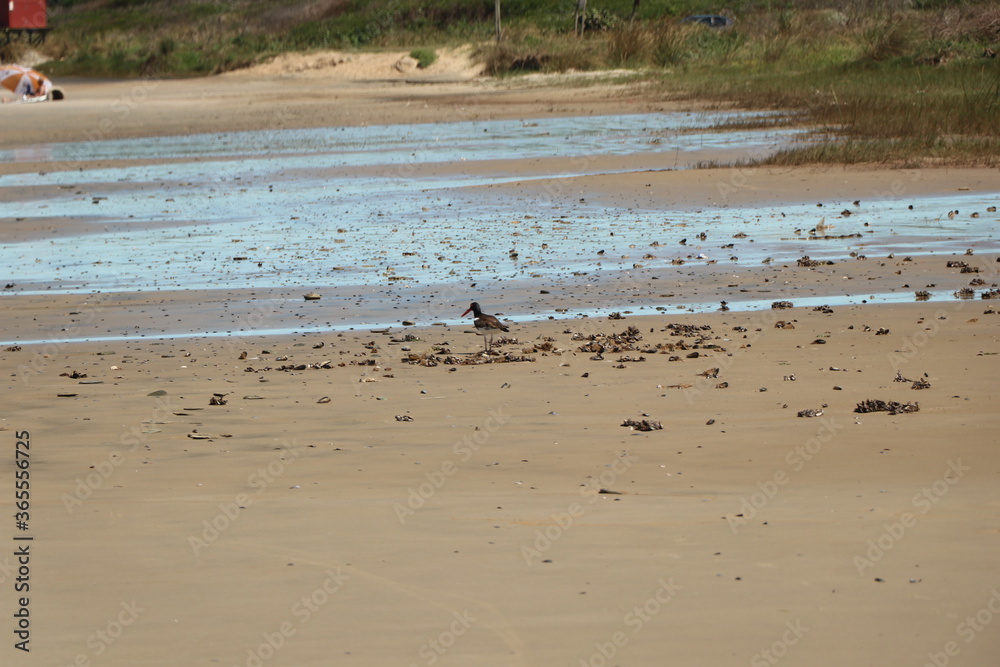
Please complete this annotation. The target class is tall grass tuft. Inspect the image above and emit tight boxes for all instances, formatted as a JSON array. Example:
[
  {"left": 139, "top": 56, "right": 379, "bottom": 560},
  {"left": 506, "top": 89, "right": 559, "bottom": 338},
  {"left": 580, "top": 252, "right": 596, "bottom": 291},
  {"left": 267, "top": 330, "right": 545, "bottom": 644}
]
[
  {"left": 409, "top": 48, "right": 438, "bottom": 69},
  {"left": 607, "top": 22, "right": 651, "bottom": 68}
]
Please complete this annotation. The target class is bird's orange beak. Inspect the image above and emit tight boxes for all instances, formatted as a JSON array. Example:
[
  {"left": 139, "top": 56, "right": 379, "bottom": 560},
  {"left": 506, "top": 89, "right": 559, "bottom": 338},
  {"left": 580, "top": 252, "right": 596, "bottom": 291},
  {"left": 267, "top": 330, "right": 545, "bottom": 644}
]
[{"left": 461, "top": 307, "right": 473, "bottom": 317}]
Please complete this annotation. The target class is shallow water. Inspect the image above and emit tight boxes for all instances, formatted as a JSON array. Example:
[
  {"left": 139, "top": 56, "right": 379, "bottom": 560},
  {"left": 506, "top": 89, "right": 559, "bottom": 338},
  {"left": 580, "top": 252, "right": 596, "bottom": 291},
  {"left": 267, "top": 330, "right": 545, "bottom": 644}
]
[
  {"left": 1, "top": 111, "right": 810, "bottom": 294},
  {"left": 2, "top": 178, "right": 994, "bottom": 295},
  {"left": 1, "top": 110, "right": 998, "bottom": 342},
  {"left": 0, "top": 111, "right": 793, "bottom": 168}
]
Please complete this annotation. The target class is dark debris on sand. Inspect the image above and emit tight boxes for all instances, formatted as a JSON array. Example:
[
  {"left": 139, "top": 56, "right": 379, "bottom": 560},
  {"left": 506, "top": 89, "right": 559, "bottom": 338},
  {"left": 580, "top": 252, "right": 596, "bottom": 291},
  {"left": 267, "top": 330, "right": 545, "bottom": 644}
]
[
  {"left": 621, "top": 418, "right": 663, "bottom": 431},
  {"left": 855, "top": 399, "right": 920, "bottom": 415}
]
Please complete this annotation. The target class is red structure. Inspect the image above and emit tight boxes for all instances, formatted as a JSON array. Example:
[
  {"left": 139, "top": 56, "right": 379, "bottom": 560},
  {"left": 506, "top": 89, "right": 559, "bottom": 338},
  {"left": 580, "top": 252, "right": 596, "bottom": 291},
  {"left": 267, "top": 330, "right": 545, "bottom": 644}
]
[
  {"left": 1, "top": 0, "right": 48, "bottom": 45},
  {"left": 1, "top": 0, "right": 47, "bottom": 29}
]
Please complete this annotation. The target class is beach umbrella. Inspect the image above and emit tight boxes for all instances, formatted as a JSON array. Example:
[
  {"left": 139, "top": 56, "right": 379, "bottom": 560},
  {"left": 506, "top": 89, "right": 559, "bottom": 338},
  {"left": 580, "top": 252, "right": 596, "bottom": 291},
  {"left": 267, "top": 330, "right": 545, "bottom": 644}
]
[{"left": 0, "top": 65, "right": 51, "bottom": 97}]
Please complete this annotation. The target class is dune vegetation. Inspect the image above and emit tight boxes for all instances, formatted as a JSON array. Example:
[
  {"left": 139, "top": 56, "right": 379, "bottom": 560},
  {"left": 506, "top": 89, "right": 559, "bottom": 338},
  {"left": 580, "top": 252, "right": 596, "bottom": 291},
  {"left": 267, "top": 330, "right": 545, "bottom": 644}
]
[{"left": 7, "top": 0, "right": 997, "bottom": 165}]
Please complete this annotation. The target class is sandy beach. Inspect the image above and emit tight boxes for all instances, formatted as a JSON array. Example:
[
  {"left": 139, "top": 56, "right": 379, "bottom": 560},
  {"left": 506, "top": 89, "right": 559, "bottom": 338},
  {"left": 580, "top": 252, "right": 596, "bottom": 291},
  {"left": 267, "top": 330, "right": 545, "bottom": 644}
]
[{"left": 1, "top": 53, "right": 999, "bottom": 666}]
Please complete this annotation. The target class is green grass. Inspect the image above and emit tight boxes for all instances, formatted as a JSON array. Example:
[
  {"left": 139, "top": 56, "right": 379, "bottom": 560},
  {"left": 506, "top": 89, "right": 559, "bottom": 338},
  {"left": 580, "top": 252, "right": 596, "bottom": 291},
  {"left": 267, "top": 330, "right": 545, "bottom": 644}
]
[
  {"left": 409, "top": 47, "right": 439, "bottom": 68},
  {"left": 660, "top": 54, "right": 1000, "bottom": 167},
  {"left": 474, "top": 3, "right": 1000, "bottom": 166}
]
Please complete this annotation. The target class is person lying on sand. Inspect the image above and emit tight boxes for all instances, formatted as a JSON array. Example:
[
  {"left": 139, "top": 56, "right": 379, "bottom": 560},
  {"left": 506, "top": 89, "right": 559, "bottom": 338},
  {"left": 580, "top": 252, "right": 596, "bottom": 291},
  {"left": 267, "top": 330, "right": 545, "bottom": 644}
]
[{"left": 0, "top": 64, "right": 54, "bottom": 102}]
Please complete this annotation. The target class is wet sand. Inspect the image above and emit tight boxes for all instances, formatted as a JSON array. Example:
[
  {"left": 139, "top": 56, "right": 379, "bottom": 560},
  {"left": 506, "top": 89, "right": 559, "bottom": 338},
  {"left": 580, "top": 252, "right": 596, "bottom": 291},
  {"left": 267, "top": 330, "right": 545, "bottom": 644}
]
[
  {"left": 0, "top": 71, "right": 672, "bottom": 157},
  {"left": 1, "top": 70, "right": 999, "bottom": 666},
  {"left": 2, "top": 253, "right": 999, "bottom": 345}
]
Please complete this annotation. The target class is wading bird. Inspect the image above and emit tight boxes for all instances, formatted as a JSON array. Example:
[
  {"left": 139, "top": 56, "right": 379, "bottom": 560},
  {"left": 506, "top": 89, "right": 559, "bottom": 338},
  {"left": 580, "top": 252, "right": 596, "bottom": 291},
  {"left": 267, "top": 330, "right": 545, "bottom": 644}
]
[{"left": 462, "top": 302, "right": 509, "bottom": 353}]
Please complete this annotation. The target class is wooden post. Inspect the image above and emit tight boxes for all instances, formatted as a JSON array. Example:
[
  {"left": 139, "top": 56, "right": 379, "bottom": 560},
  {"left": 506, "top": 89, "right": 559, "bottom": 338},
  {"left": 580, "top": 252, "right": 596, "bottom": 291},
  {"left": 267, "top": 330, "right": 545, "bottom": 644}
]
[
  {"left": 630, "top": 0, "right": 641, "bottom": 26},
  {"left": 495, "top": 0, "right": 501, "bottom": 43},
  {"left": 575, "top": 0, "right": 587, "bottom": 37}
]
